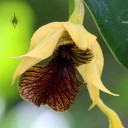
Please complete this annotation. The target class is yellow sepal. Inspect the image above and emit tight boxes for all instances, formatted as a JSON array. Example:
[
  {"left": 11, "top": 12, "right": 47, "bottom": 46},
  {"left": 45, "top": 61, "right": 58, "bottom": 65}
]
[
  {"left": 97, "top": 99, "right": 124, "bottom": 128},
  {"left": 63, "top": 22, "right": 96, "bottom": 50},
  {"left": 12, "top": 28, "right": 64, "bottom": 83},
  {"left": 30, "top": 22, "right": 63, "bottom": 50}
]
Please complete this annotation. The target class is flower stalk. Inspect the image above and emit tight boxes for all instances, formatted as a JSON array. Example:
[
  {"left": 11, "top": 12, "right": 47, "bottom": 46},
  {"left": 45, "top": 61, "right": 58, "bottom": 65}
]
[
  {"left": 69, "top": 0, "right": 84, "bottom": 24},
  {"left": 69, "top": 0, "right": 75, "bottom": 16}
]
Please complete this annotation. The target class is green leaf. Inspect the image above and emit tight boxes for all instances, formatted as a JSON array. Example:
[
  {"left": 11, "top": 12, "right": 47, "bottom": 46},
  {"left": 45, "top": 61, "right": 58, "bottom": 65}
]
[{"left": 84, "top": 0, "right": 128, "bottom": 69}]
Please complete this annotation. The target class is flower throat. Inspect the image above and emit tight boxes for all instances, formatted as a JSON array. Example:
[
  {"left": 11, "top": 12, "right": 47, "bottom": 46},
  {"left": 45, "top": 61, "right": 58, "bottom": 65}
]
[{"left": 53, "top": 34, "right": 94, "bottom": 67}]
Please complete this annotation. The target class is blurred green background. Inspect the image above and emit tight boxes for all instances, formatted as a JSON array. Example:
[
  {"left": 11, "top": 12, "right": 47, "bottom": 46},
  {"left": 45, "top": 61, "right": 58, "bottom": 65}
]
[{"left": 0, "top": 0, "right": 128, "bottom": 128}]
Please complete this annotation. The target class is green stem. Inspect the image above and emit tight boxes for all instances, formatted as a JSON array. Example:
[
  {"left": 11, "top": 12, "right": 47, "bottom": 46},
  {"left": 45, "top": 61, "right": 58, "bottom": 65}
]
[
  {"left": 69, "top": 0, "right": 84, "bottom": 24},
  {"left": 69, "top": 0, "right": 75, "bottom": 16}
]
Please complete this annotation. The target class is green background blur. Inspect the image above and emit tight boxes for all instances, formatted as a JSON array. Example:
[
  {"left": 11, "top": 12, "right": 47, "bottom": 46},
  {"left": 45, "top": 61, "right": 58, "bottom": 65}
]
[{"left": 0, "top": 0, "right": 128, "bottom": 128}]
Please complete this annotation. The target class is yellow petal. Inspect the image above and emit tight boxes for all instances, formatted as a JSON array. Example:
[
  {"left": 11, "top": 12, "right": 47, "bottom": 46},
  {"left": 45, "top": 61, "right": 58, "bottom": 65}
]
[
  {"left": 12, "top": 57, "right": 41, "bottom": 84},
  {"left": 63, "top": 22, "right": 96, "bottom": 50},
  {"left": 90, "top": 40, "right": 104, "bottom": 76},
  {"left": 85, "top": 59, "right": 118, "bottom": 96},
  {"left": 19, "top": 28, "right": 64, "bottom": 59},
  {"left": 12, "top": 28, "right": 64, "bottom": 83},
  {"left": 97, "top": 99, "right": 124, "bottom": 128},
  {"left": 77, "top": 64, "right": 99, "bottom": 109},
  {"left": 30, "top": 22, "right": 63, "bottom": 50},
  {"left": 94, "top": 41, "right": 124, "bottom": 127},
  {"left": 77, "top": 40, "right": 103, "bottom": 108},
  {"left": 78, "top": 40, "right": 118, "bottom": 96},
  {"left": 87, "top": 84, "right": 99, "bottom": 110},
  {"left": 87, "top": 41, "right": 104, "bottom": 108}
]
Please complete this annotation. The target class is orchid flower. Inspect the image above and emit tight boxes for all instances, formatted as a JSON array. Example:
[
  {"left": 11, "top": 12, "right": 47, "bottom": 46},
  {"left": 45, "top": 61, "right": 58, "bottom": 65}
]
[{"left": 12, "top": 0, "right": 124, "bottom": 127}]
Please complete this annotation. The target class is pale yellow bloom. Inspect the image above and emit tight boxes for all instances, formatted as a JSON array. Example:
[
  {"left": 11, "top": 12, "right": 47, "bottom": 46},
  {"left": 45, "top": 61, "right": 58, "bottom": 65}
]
[
  {"left": 13, "top": 22, "right": 115, "bottom": 98},
  {"left": 13, "top": 21, "right": 124, "bottom": 128}
]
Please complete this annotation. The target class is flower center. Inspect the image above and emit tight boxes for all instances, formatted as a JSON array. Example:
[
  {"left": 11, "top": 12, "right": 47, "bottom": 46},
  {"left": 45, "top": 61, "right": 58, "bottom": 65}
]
[{"left": 53, "top": 35, "right": 94, "bottom": 67}]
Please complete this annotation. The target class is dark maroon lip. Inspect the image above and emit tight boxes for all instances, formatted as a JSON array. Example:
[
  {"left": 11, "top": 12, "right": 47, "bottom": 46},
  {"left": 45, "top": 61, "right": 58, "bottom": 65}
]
[{"left": 18, "top": 43, "right": 94, "bottom": 112}]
